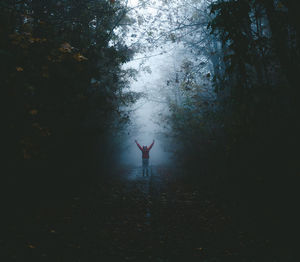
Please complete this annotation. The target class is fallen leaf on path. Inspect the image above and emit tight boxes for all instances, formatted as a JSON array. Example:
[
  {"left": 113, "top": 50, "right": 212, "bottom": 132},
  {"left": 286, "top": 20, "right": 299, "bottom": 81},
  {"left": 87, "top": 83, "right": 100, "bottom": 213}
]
[
  {"left": 29, "top": 109, "right": 38, "bottom": 115},
  {"left": 59, "top": 42, "right": 73, "bottom": 53}
]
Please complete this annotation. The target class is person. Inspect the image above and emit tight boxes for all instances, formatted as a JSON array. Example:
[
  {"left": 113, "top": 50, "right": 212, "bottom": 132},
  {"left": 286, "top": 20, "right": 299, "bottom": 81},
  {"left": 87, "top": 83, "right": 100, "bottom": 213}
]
[{"left": 135, "top": 139, "right": 155, "bottom": 176}]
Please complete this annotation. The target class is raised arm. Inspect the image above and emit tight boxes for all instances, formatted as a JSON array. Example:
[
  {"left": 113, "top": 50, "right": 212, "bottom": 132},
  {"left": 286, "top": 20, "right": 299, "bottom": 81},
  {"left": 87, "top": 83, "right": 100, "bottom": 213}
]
[
  {"left": 148, "top": 140, "right": 155, "bottom": 150},
  {"left": 135, "top": 140, "right": 142, "bottom": 151}
]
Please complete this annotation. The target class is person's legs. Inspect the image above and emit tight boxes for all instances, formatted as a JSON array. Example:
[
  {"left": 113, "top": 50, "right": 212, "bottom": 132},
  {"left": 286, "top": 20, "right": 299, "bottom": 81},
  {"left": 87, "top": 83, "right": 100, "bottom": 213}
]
[
  {"left": 142, "top": 159, "right": 149, "bottom": 176},
  {"left": 142, "top": 159, "right": 146, "bottom": 176},
  {"left": 145, "top": 159, "right": 149, "bottom": 176}
]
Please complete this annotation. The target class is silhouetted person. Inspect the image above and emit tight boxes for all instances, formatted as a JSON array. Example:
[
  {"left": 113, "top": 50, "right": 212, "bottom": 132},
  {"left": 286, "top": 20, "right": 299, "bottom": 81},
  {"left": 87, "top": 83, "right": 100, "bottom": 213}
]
[{"left": 135, "top": 140, "right": 155, "bottom": 176}]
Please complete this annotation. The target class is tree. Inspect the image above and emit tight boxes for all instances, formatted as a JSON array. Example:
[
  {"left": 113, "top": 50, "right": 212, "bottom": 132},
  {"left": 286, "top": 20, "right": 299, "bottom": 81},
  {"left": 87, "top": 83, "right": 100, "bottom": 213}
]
[{"left": 0, "top": 0, "right": 139, "bottom": 192}]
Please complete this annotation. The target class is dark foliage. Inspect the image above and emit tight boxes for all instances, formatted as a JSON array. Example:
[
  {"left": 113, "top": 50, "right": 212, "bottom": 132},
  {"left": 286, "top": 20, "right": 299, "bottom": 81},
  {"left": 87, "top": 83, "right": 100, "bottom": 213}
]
[
  {"left": 165, "top": 1, "right": 299, "bottom": 258},
  {"left": 0, "top": 0, "right": 135, "bottom": 201}
]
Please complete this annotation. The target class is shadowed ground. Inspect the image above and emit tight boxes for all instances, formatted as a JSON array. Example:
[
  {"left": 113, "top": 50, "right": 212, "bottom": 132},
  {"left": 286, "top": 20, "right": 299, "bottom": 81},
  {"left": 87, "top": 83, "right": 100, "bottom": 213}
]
[{"left": 1, "top": 166, "right": 295, "bottom": 262}]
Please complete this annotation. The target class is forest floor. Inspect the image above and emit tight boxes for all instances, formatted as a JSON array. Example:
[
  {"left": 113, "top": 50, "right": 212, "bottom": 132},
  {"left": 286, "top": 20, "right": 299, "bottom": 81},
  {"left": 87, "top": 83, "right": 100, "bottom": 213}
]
[{"left": 1, "top": 166, "right": 295, "bottom": 262}]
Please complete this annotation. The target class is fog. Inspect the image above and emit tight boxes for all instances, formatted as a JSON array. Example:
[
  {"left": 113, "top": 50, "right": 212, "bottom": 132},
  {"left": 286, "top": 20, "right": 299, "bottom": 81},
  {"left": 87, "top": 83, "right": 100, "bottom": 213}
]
[
  {"left": 119, "top": 53, "right": 174, "bottom": 168},
  {"left": 118, "top": 0, "right": 199, "bottom": 169}
]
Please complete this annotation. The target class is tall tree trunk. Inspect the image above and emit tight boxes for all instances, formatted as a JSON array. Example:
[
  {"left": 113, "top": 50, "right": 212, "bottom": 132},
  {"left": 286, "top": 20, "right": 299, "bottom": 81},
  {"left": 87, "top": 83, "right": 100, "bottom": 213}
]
[{"left": 262, "top": 0, "right": 298, "bottom": 88}]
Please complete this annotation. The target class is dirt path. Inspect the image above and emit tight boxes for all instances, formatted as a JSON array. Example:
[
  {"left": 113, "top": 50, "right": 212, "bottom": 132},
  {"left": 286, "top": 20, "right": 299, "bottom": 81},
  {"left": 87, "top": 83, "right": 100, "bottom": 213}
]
[{"left": 1, "top": 166, "right": 287, "bottom": 262}]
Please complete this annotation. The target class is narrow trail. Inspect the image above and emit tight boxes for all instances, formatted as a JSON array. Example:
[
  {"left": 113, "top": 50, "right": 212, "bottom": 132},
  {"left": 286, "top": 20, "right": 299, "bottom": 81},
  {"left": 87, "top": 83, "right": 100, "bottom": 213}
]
[{"left": 2, "top": 166, "right": 277, "bottom": 262}]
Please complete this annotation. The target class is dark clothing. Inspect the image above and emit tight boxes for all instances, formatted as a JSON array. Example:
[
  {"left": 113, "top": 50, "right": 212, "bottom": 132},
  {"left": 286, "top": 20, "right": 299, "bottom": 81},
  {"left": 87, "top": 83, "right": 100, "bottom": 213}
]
[
  {"left": 142, "top": 159, "right": 149, "bottom": 176},
  {"left": 136, "top": 141, "right": 154, "bottom": 159}
]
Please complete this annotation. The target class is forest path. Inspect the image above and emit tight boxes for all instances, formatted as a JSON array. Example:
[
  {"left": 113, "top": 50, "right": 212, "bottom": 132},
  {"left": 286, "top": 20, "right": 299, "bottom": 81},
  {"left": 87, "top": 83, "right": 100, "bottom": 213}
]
[{"left": 2, "top": 166, "right": 273, "bottom": 262}]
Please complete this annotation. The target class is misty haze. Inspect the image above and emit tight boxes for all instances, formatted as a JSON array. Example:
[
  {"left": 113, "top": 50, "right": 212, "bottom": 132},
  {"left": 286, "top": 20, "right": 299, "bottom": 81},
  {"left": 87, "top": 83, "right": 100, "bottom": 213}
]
[{"left": 1, "top": 0, "right": 298, "bottom": 261}]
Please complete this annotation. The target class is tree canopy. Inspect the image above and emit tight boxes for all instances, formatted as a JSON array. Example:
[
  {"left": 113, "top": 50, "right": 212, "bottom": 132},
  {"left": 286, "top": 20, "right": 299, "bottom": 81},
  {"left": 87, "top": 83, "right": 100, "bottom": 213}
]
[{"left": 1, "top": 0, "right": 140, "bottom": 190}]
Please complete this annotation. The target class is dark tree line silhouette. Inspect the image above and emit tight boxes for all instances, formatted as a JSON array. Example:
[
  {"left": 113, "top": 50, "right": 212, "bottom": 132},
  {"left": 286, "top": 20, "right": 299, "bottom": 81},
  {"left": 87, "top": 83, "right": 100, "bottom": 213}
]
[
  {"left": 164, "top": 1, "right": 299, "bottom": 256},
  {"left": 1, "top": 0, "right": 137, "bottom": 197}
]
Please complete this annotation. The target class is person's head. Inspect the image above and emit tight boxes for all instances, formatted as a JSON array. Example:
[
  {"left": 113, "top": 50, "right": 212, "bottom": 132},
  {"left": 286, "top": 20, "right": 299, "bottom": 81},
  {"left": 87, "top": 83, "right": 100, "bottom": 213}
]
[{"left": 143, "top": 146, "right": 147, "bottom": 150}]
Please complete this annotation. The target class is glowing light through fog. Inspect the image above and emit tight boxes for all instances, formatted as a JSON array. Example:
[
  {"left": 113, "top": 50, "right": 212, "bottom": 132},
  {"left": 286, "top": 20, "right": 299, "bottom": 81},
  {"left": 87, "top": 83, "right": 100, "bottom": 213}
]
[
  {"left": 128, "top": 0, "right": 139, "bottom": 6},
  {"left": 119, "top": 0, "right": 175, "bottom": 167}
]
